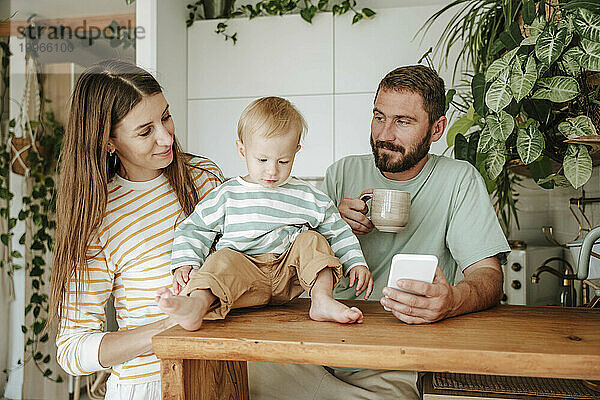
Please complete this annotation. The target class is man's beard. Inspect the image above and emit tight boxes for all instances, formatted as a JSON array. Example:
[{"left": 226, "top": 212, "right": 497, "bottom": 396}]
[{"left": 370, "top": 130, "right": 432, "bottom": 173}]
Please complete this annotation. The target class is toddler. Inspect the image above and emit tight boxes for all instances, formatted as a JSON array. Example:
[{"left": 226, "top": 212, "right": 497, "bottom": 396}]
[{"left": 156, "top": 97, "right": 372, "bottom": 330}]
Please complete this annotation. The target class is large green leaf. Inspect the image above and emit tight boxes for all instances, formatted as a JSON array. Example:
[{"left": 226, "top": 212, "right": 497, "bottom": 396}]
[
  {"left": 558, "top": 115, "right": 597, "bottom": 138},
  {"left": 562, "top": 0, "right": 600, "bottom": 13},
  {"left": 471, "top": 73, "right": 487, "bottom": 116},
  {"left": 477, "top": 125, "right": 495, "bottom": 153},
  {"left": 528, "top": 155, "right": 554, "bottom": 189},
  {"left": 486, "top": 71, "right": 513, "bottom": 112},
  {"left": 521, "top": 35, "right": 538, "bottom": 46},
  {"left": 510, "top": 55, "right": 537, "bottom": 102},
  {"left": 523, "top": 99, "right": 552, "bottom": 126},
  {"left": 535, "top": 22, "right": 569, "bottom": 66},
  {"left": 467, "top": 131, "right": 479, "bottom": 166},
  {"left": 573, "top": 8, "right": 600, "bottom": 42},
  {"left": 537, "top": 173, "right": 572, "bottom": 188},
  {"left": 531, "top": 76, "right": 580, "bottom": 102},
  {"left": 525, "top": 16, "right": 546, "bottom": 41},
  {"left": 486, "top": 110, "right": 515, "bottom": 142},
  {"left": 564, "top": 144, "right": 592, "bottom": 189},
  {"left": 522, "top": 0, "right": 536, "bottom": 25},
  {"left": 455, "top": 133, "right": 468, "bottom": 160},
  {"left": 561, "top": 47, "right": 582, "bottom": 76},
  {"left": 579, "top": 39, "right": 600, "bottom": 71},
  {"left": 447, "top": 112, "right": 477, "bottom": 147},
  {"left": 517, "top": 123, "right": 545, "bottom": 164},
  {"left": 500, "top": 22, "right": 523, "bottom": 50},
  {"left": 484, "top": 144, "right": 506, "bottom": 180},
  {"left": 485, "top": 58, "right": 511, "bottom": 83},
  {"left": 485, "top": 47, "right": 520, "bottom": 82}
]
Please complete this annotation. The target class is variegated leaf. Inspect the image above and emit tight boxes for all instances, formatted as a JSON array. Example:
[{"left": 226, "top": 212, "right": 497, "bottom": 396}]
[
  {"left": 535, "top": 22, "right": 569, "bottom": 66},
  {"left": 486, "top": 58, "right": 510, "bottom": 83},
  {"left": 537, "top": 173, "right": 572, "bottom": 187},
  {"left": 525, "top": 16, "right": 546, "bottom": 41},
  {"left": 484, "top": 144, "right": 506, "bottom": 180},
  {"left": 580, "top": 39, "right": 600, "bottom": 71},
  {"left": 557, "top": 115, "right": 597, "bottom": 138},
  {"left": 477, "top": 125, "right": 495, "bottom": 153},
  {"left": 485, "top": 47, "right": 520, "bottom": 82},
  {"left": 561, "top": 47, "right": 582, "bottom": 76},
  {"left": 517, "top": 124, "right": 545, "bottom": 164},
  {"left": 510, "top": 55, "right": 537, "bottom": 102},
  {"left": 521, "top": 35, "right": 538, "bottom": 45},
  {"left": 564, "top": 144, "right": 592, "bottom": 189},
  {"left": 573, "top": 8, "right": 600, "bottom": 42},
  {"left": 486, "top": 71, "right": 513, "bottom": 112},
  {"left": 486, "top": 111, "right": 515, "bottom": 142},
  {"left": 531, "top": 76, "right": 579, "bottom": 102}
]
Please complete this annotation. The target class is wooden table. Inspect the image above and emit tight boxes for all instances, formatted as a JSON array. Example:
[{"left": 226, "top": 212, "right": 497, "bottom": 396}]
[{"left": 152, "top": 299, "right": 600, "bottom": 399}]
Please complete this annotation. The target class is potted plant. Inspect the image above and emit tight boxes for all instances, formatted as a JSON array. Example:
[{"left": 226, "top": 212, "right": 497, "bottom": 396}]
[{"left": 421, "top": 0, "right": 600, "bottom": 232}]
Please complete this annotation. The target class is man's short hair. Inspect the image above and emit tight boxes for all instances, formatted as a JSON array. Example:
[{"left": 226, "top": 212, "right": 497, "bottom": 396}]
[
  {"left": 238, "top": 96, "right": 307, "bottom": 143},
  {"left": 376, "top": 65, "right": 446, "bottom": 125}
]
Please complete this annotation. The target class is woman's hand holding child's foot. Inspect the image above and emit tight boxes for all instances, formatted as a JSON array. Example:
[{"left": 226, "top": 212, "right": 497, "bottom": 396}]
[
  {"left": 155, "top": 287, "right": 215, "bottom": 331},
  {"left": 172, "top": 265, "right": 199, "bottom": 294}
]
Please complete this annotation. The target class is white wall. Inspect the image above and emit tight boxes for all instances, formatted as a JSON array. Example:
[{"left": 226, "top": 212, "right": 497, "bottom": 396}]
[
  {"left": 4, "top": 36, "right": 26, "bottom": 400},
  {"left": 185, "top": 2, "right": 457, "bottom": 178},
  {"left": 137, "top": 0, "right": 189, "bottom": 147}
]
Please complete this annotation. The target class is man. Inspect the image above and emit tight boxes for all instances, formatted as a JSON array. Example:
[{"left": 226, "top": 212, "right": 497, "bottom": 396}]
[{"left": 249, "top": 65, "right": 510, "bottom": 400}]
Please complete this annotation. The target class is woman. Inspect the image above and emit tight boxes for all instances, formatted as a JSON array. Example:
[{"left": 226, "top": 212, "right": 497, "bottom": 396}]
[{"left": 49, "top": 60, "right": 223, "bottom": 399}]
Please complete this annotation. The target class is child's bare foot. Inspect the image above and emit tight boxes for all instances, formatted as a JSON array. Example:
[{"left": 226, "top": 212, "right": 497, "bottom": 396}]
[
  {"left": 155, "top": 287, "right": 214, "bottom": 331},
  {"left": 309, "top": 294, "right": 363, "bottom": 324}
]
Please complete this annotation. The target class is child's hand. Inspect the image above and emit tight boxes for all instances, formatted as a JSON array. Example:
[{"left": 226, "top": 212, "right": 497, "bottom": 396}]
[
  {"left": 173, "top": 265, "right": 199, "bottom": 294},
  {"left": 349, "top": 265, "right": 373, "bottom": 300}
]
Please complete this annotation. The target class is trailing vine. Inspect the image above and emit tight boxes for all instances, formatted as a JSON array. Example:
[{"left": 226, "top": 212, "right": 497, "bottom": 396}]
[
  {"left": 19, "top": 104, "right": 63, "bottom": 383},
  {"left": 186, "top": 0, "right": 376, "bottom": 44},
  {"left": 0, "top": 23, "right": 64, "bottom": 383},
  {"left": 0, "top": 41, "right": 16, "bottom": 282}
]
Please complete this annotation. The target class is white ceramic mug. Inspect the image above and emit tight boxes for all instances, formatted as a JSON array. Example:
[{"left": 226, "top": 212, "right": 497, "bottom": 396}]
[{"left": 360, "top": 189, "right": 410, "bottom": 233}]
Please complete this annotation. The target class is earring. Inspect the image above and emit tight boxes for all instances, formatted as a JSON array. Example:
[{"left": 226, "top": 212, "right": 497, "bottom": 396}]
[{"left": 107, "top": 149, "right": 118, "bottom": 172}]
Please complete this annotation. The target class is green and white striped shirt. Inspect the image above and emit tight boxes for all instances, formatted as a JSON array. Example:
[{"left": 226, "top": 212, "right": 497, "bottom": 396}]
[{"left": 172, "top": 176, "right": 367, "bottom": 274}]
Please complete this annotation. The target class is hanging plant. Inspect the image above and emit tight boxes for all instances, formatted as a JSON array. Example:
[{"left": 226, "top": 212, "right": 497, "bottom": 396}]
[
  {"left": 19, "top": 104, "right": 63, "bottom": 383},
  {"left": 0, "top": 22, "right": 64, "bottom": 382}
]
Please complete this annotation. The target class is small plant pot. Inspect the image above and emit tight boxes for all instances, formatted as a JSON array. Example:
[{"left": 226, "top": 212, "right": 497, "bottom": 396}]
[
  {"left": 10, "top": 137, "right": 33, "bottom": 176},
  {"left": 10, "top": 137, "right": 53, "bottom": 176},
  {"left": 203, "top": 0, "right": 234, "bottom": 19}
]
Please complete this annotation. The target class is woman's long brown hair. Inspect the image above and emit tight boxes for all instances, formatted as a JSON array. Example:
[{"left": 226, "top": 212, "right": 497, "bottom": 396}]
[{"left": 49, "top": 60, "right": 202, "bottom": 326}]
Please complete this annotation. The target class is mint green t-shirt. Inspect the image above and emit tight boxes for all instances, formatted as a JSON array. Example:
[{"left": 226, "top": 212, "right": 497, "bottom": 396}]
[{"left": 324, "top": 153, "right": 510, "bottom": 300}]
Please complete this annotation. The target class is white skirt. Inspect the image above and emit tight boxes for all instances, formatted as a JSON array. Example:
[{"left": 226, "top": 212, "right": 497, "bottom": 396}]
[{"left": 104, "top": 374, "right": 161, "bottom": 400}]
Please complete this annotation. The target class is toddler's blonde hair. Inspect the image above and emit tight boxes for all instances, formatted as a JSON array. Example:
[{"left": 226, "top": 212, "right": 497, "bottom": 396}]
[{"left": 238, "top": 96, "right": 307, "bottom": 143}]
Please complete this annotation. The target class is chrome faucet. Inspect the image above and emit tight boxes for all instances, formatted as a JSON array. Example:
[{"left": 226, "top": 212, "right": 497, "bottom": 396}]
[
  {"left": 577, "top": 226, "right": 600, "bottom": 304},
  {"left": 577, "top": 226, "right": 600, "bottom": 280},
  {"left": 531, "top": 257, "right": 576, "bottom": 307}
]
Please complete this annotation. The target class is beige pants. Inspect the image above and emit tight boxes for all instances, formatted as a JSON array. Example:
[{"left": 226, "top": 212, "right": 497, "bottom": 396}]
[
  {"left": 183, "top": 230, "right": 343, "bottom": 319},
  {"left": 248, "top": 362, "right": 420, "bottom": 400}
]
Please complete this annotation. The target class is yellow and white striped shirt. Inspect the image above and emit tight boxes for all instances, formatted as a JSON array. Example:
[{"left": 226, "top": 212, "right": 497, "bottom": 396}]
[{"left": 56, "top": 157, "right": 223, "bottom": 384}]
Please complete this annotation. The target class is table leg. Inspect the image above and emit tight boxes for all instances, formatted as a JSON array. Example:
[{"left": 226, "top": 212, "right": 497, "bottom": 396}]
[{"left": 161, "top": 359, "right": 249, "bottom": 400}]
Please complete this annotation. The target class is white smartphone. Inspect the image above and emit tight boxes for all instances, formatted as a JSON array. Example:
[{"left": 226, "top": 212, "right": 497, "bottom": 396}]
[{"left": 384, "top": 254, "right": 438, "bottom": 311}]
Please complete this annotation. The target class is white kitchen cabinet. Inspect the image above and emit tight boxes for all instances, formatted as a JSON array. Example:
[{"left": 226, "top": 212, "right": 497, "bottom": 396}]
[
  {"left": 334, "top": 5, "right": 458, "bottom": 94},
  {"left": 334, "top": 93, "right": 374, "bottom": 160},
  {"left": 187, "top": 95, "right": 333, "bottom": 178},
  {"left": 187, "top": 13, "right": 334, "bottom": 100}
]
